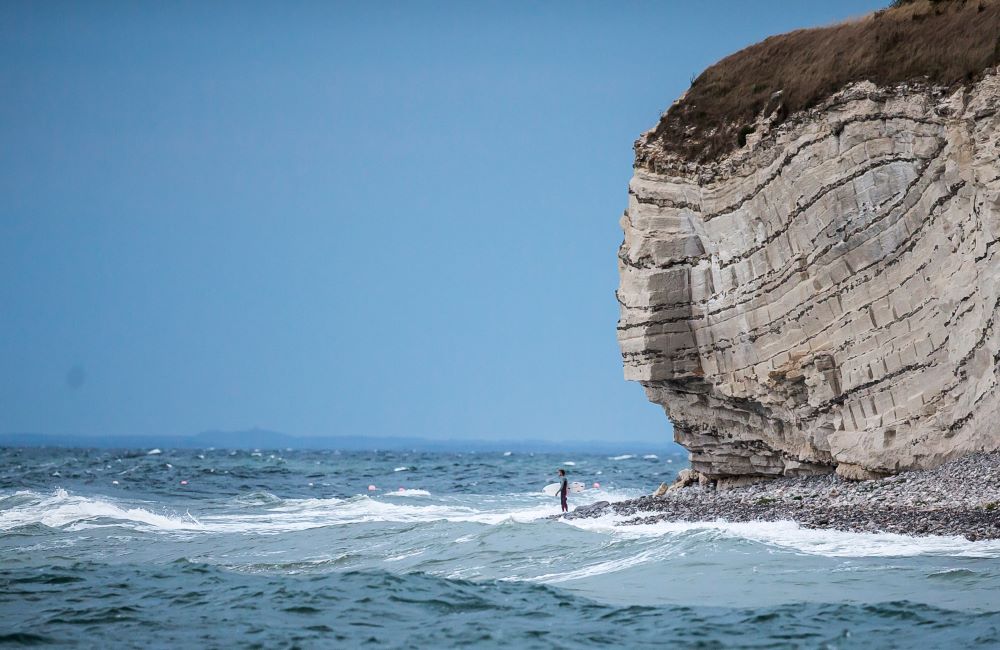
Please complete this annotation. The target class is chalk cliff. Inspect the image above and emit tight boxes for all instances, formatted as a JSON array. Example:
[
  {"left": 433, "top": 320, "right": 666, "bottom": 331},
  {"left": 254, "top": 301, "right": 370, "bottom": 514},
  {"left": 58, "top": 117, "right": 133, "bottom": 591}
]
[{"left": 618, "top": 40, "right": 1000, "bottom": 479}]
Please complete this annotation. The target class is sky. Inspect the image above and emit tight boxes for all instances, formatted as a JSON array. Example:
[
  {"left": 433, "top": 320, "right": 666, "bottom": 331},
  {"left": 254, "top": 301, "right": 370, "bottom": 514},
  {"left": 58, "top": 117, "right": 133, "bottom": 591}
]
[{"left": 0, "top": 0, "right": 886, "bottom": 443}]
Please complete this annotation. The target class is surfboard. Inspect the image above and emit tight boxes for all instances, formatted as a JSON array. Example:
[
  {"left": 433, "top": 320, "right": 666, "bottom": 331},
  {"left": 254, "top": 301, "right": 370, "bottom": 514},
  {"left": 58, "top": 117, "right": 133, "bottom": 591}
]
[{"left": 544, "top": 482, "right": 586, "bottom": 496}]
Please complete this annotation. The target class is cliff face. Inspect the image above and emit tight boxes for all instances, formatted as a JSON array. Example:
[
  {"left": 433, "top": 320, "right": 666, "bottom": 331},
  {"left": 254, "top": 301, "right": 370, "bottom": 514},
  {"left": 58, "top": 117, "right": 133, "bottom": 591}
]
[{"left": 617, "top": 73, "right": 1000, "bottom": 480}]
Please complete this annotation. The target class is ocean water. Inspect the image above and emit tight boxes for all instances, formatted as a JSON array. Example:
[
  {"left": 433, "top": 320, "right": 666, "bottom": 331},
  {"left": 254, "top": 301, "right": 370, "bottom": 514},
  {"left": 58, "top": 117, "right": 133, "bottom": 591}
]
[{"left": 3, "top": 448, "right": 1000, "bottom": 648}]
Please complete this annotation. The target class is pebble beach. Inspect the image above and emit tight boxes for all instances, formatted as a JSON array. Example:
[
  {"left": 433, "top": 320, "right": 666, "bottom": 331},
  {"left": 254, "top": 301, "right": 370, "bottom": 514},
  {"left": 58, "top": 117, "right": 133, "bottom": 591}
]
[{"left": 565, "top": 453, "right": 1000, "bottom": 540}]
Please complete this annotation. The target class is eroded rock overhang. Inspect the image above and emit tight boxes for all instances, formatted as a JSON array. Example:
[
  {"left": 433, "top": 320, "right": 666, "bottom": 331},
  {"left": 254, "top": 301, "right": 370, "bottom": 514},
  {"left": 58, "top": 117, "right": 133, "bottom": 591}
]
[{"left": 617, "top": 74, "right": 1000, "bottom": 480}]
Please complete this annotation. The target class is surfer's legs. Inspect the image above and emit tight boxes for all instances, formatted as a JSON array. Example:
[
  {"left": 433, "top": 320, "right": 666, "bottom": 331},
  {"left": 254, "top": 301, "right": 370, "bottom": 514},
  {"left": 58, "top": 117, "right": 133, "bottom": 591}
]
[{"left": 560, "top": 497, "right": 567, "bottom": 512}]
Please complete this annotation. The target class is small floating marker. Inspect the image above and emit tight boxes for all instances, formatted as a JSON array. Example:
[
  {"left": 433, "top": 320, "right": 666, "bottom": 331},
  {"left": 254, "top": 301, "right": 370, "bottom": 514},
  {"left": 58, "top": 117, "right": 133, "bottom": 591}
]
[
  {"left": 368, "top": 485, "right": 377, "bottom": 491},
  {"left": 398, "top": 487, "right": 405, "bottom": 492},
  {"left": 180, "top": 480, "right": 188, "bottom": 486},
  {"left": 593, "top": 482, "right": 601, "bottom": 489},
  {"left": 112, "top": 480, "right": 119, "bottom": 485},
  {"left": 308, "top": 482, "right": 314, "bottom": 487}
]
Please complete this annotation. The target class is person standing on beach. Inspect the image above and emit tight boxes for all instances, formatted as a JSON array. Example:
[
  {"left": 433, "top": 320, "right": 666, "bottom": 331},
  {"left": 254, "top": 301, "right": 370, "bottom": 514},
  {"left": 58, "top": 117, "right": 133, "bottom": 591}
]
[{"left": 558, "top": 468, "right": 568, "bottom": 513}]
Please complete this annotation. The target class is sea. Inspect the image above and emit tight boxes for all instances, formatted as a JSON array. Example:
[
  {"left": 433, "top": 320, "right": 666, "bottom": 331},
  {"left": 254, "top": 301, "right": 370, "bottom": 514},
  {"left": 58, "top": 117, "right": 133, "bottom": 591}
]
[{"left": 3, "top": 447, "right": 1000, "bottom": 648}]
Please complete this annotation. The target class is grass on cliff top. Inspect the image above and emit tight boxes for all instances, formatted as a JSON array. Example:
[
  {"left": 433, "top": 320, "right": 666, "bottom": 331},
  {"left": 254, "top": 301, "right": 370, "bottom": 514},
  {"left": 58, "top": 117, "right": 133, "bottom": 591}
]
[{"left": 649, "top": 0, "right": 1000, "bottom": 164}]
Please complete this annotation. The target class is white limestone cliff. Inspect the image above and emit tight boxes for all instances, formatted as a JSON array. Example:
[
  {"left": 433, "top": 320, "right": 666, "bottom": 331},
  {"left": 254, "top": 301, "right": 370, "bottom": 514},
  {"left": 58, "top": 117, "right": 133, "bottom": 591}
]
[{"left": 618, "top": 72, "right": 1000, "bottom": 480}]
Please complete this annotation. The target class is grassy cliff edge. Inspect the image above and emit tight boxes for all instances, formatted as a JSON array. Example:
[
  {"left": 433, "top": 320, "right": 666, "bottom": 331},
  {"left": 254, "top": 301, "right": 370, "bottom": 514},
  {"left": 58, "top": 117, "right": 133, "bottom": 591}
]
[{"left": 642, "top": 0, "right": 1000, "bottom": 166}]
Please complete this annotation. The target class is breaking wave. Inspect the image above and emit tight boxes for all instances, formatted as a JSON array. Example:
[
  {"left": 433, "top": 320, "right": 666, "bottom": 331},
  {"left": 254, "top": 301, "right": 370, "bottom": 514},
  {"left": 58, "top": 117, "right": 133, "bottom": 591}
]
[{"left": 5, "top": 488, "right": 1000, "bottom": 562}]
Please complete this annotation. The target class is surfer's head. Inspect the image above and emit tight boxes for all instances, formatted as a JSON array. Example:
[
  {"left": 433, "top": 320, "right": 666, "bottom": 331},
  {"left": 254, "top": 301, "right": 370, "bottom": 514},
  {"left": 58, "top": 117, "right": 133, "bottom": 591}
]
[{"left": 558, "top": 469, "right": 565, "bottom": 476}]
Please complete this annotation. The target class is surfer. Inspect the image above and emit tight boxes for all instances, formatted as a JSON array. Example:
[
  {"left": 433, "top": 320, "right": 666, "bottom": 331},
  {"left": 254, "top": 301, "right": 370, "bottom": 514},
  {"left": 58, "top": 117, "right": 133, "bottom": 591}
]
[{"left": 558, "top": 468, "right": 568, "bottom": 512}]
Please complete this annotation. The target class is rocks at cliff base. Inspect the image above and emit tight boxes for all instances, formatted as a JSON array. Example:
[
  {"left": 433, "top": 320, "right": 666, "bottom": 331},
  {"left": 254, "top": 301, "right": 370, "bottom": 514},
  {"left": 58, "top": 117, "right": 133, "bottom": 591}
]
[
  {"left": 715, "top": 476, "right": 772, "bottom": 491},
  {"left": 667, "top": 467, "right": 738, "bottom": 490},
  {"left": 835, "top": 463, "right": 890, "bottom": 482},
  {"left": 668, "top": 469, "right": 700, "bottom": 490},
  {"left": 618, "top": 71, "right": 1000, "bottom": 480},
  {"left": 567, "top": 501, "right": 611, "bottom": 519}
]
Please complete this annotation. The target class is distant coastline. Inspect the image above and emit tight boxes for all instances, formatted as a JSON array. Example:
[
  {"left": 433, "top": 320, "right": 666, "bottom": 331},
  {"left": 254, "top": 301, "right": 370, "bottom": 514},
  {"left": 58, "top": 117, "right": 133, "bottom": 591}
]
[{"left": 0, "top": 428, "right": 686, "bottom": 455}]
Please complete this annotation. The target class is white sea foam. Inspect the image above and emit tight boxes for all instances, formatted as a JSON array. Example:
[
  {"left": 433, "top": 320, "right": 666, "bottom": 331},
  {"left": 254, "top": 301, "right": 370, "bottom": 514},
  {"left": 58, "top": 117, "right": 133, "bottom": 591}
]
[
  {"left": 642, "top": 454, "right": 658, "bottom": 460},
  {"left": 579, "top": 488, "right": 644, "bottom": 503},
  {"left": 393, "top": 467, "right": 410, "bottom": 472},
  {"left": 0, "top": 489, "right": 561, "bottom": 535},
  {"left": 532, "top": 545, "right": 668, "bottom": 583},
  {"left": 0, "top": 489, "right": 192, "bottom": 532},
  {"left": 387, "top": 489, "right": 431, "bottom": 497},
  {"left": 561, "top": 513, "right": 1000, "bottom": 559},
  {"left": 10, "top": 487, "right": 992, "bottom": 562},
  {"left": 609, "top": 455, "right": 634, "bottom": 461},
  {"left": 384, "top": 548, "right": 425, "bottom": 562}
]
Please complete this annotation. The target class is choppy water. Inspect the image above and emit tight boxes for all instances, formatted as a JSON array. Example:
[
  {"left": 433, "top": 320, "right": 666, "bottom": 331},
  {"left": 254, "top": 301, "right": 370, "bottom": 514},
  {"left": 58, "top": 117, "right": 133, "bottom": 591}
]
[{"left": 3, "top": 448, "right": 1000, "bottom": 648}]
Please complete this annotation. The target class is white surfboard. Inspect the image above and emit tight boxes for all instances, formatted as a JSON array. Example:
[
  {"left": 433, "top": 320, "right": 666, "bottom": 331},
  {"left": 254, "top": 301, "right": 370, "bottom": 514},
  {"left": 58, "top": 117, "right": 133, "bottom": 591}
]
[{"left": 544, "top": 482, "right": 586, "bottom": 496}]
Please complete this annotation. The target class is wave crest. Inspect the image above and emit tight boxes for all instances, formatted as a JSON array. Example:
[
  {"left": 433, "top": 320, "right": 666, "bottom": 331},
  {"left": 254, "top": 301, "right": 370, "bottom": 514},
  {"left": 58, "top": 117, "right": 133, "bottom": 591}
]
[{"left": 0, "top": 489, "right": 562, "bottom": 535}]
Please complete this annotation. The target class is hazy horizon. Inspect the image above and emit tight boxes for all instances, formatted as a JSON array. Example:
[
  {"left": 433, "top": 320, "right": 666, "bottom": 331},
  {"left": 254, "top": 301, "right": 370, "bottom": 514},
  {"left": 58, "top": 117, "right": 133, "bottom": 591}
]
[
  {"left": 1, "top": 1, "right": 885, "bottom": 443},
  {"left": 1, "top": 428, "right": 687, "bottom": 454}
]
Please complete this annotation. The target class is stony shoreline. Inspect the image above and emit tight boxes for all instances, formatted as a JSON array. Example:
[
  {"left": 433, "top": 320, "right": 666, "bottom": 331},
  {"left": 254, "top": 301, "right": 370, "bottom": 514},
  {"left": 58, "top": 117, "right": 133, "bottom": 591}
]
[{"left": 564, "top": 453, "right": 1000, "bottom": 541}]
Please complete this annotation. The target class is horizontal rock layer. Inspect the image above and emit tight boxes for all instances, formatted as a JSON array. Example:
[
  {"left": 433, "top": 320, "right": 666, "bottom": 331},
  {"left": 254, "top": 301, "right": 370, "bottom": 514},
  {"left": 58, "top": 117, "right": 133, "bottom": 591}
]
[{"left": 618, "top": 72, "right": 1000, "bottom": 479}]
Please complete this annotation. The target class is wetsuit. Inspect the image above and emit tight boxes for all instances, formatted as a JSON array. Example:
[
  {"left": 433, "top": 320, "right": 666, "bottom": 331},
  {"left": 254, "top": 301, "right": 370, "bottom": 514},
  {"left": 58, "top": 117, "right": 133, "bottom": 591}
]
[{"left": 560, "top": 477, "right": 568, "bottom": 512}]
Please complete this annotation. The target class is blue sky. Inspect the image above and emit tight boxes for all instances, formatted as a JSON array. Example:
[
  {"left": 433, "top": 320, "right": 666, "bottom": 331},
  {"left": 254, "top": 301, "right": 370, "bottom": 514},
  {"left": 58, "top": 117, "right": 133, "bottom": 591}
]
[{"left": 0, "top": 1, "right": 885, "bottom": 442}]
